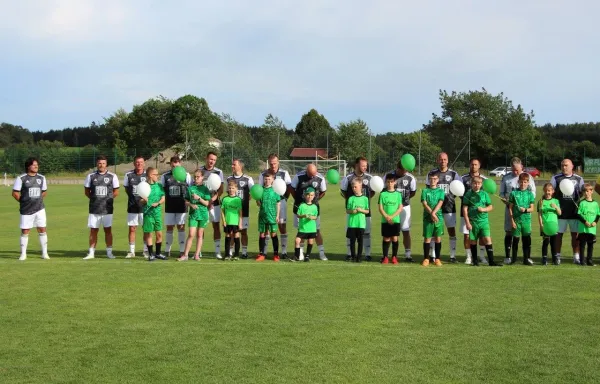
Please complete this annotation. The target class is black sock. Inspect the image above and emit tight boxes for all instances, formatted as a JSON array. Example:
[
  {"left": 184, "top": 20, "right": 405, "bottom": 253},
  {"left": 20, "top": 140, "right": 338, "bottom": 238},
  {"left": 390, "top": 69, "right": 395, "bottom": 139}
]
[
  {"left": 392, "top": 241, "right": 399, "bottom": 257},
  {"left": 259, "top": 237, "right": 266, "bottom": 255},
  {"left": 549, "top": 235, "right": 557, "bottom": 258},
  {"left": 423, "top": 242, "right": 431, "bottom": 261},
  {"left": 587, "top": 241, "right": 594, "bottom": 261},
  {"left": 234, "top": 238, "right": 240, "bottom": 256},
  {"left": 511, "top": 237, "right": 520, "bottom": 260},
  {"left": 357, "top": 235, "right": 364, "bottom": 260},
  {"left": 295, "top": 247, "right": 300, "bottom": 258},
  {"left": 272, "top": 236, "right": 279, "bottom": 255},
  {"left": 306, "top": 243, "right": 313, "bottom": 256},
  {"left": 523, "top": 235, "right": 531, "bottom": 260},
  {"left": 485, "top": 244, "right": 494, "bottom": 263},
  {"left": 350, "top": 236, "right": 357, "bottom": 259},
  {"left": 542, "top": 237, "right": 549, "bottom": 257},
  {"left": 435, "top": 242, "right": 441, "bottom": 260},
  {"left": 224, "top": 236, "right": 231, "bottom": 257},
  {"left": 470, "top": 244, "right": 478, "bottom": 264},
  {"left": 579, "top": 239, "right": 586, "bottom": 262},
  {"left": 504, "top": 235, "right": 512, "bottom": 259},
  {"left": 147, "top": 244, "right": 154, "bottom": 255},
  {"left": 383, "top": 241, "right": 391, "bottom": 257},
  {"left": 155, "top": 242, "right": 162, "bottom": 256}
]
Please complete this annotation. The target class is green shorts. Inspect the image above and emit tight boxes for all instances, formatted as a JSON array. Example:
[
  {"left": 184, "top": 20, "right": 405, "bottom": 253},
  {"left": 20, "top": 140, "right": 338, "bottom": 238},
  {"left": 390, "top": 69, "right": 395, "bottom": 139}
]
[
  {"left": 512, "top": 220, "right": 531, "bottom": 237},
  {"left": 423, "top": 220, "right": 444, "bottom": 239},
  {"left": 189, "top": 217, "right": 208, "bottom": 228},
  {"left": 259, "top": 221, "right": 278, "bottom": 234},
  {"left": 143, "top": 213, "right": 163, "bottom": 233},
  {"left": 469, "top": 222, "right": 491, "bottom": 241}
]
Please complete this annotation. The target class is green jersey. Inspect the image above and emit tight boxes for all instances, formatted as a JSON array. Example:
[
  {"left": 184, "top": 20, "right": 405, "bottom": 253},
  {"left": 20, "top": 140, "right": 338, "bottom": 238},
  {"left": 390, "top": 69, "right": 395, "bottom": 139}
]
[
  {"left": 421, "top": 187, "right": 445, "bottom": 222},
  {"left": 537, "top": 198, "right": 560, "bottom": 224},
  {"left": 221, "top": 195, "right": 242, "bottom": 226},
  {"left": 378, "top": 190, "right": 403, "bottom": 224},
  {"left": 578, "top": 199, "right": 600, "bottom": 235},
  {"left": 259, "top": 187, "right": 281, "bottom": 224},
  {"left": 297, "top": 202, "right": 319, "bottom": 233},
  {"left": 186, "top": 184, "right": 211, "bottom": 221},
  {"left": 462, "top": 189, "right": 491, "bottom": 225},
  {"left": 143, "top": 183, "right": 165, "bottom": 215},
  {"left": 347, "top": 195, "right": 369, "bottom": 229},
  {"left": 509, "top": 189, "right": 536, "bottom": 222}
]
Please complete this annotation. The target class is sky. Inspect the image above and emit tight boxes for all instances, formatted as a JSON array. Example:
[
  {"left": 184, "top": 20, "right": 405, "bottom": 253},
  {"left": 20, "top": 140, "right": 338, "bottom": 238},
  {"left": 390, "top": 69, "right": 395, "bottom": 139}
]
[{"left": 1, "top": 0, "right": 599, "bottom": 134}]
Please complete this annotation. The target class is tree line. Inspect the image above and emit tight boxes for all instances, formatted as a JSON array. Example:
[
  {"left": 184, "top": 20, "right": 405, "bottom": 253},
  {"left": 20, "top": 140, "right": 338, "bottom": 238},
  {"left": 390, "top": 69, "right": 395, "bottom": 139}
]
[{"left": 2, "top": 88, "right": 600, "bottom": 175}]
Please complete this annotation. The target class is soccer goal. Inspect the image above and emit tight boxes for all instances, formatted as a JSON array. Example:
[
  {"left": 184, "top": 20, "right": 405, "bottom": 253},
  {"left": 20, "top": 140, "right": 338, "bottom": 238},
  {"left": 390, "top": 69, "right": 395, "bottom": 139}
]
[{"left": 278, "top": 159, "right": 348, "bottom": 178}]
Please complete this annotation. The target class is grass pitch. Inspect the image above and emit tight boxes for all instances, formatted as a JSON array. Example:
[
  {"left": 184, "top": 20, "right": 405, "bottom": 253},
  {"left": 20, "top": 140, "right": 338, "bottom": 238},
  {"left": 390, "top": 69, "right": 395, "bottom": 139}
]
[{"left": 1, "top": 184, "right": 600, "bottom": 383}]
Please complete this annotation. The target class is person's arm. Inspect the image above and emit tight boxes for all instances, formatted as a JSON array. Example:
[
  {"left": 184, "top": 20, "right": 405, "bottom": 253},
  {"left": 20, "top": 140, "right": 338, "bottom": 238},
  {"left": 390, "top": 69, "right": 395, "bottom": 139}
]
[
  {"left": 431, "top": 200, "right": 443, "bottom": 217},
  {"left": 537, "top": 200, "right": 544, "bottom": 228},
  {"left": 12, "top": 176, "right": 22, "bottom": 202},
  {"left": 319, "top": 176, "right": 327, "bottom": 200},
  {"left": 346, "top": 198, "right": 357, "bottom": 214},
  {"left": 283, "top": 172, "right": 292, "bottom": 199},
  {"left": 340, "top": 177, "right": 348, "bottom": 199},
  {"left": 221, "top": 204, "right": 226, "bottom": 224},
  {"left": 392, "top": 204, "right": 404, "bottom": 218},
  {"left": 409, "top": 177, "right": 417, "bottom": 199},
  {"left": 462, "top": 204, "right": 471, "bottom": 229},
  {"left": 276, "top": 200, "right": 281, "bottom": 222},
  {"left": 112, "top": 175, "right": 120, "bottom": 198},
  {"left": 247, "top": 177, "right": 255, "bottom": 201}
]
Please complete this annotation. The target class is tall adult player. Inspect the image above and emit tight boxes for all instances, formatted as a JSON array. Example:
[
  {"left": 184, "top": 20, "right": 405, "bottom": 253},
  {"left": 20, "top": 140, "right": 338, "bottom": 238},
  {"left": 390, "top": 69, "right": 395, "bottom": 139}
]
[
  {"left": 550, "top": 159, "right": 584, "bottom": 264},
  {"left": 425, "top": 152, "right": 462, "bottom": 262},
  {"left": 258, "top": 154, "right": 292, "bottom": 258},
  {"left": 340, "top": 157, "right": 375, "bottom": 261},
  {"left": 227, "top": 159, "right": 254, "bottom": 259},
  {"left": 12, "top": 157, "right": 49, "bottom": 260},
  {"left": 200, "top": 151, "right": 225, "bottom": 259},
  {"left": 124, "top": 155, "right": 148, "bottom": 258},
  {"left": 160, "top": 156, "right": 192, "bottom": 258},
  {"left": 83, "top": 155, "right": 120, "bottom": 259},
  {"left": 460, "top": 158, "right": 488, "bottom": 265},
  {"left": 384, "top": 161, "right": 417, "bottom": 262}
]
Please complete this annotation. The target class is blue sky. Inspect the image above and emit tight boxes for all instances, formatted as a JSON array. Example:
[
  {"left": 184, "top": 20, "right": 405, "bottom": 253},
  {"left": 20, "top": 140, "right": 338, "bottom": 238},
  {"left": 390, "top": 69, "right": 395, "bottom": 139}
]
[{"left": 1, "top": 0, "right": 599, "bottom": 134}]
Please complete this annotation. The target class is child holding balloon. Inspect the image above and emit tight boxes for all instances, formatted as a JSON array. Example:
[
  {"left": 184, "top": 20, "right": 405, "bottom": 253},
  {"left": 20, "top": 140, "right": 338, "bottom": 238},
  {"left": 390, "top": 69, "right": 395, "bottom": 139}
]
[
  {"left": 537, "top": 183, "right": 561, "bottom": 265},
  {"left": 508, "top": 173, "right": 536, "bottom": 265},
  {"left": 421, "top": 172, "right": 445, "bottom": 266},
  {"left": 180, "top": 170, "right": 212, "bottom": 261},
  {"left": 221, "top": 180, "right": 243, "bottom": 260},
  {"left": 140, "top": 167, "right": 166, "bottom": 261},
  {"left": 577, "top": 183, "right": 600, "bottom": 266}
]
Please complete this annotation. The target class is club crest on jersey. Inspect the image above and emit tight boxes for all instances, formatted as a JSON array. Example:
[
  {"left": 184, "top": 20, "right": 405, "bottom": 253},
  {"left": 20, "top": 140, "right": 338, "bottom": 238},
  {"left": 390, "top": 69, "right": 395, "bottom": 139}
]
[
  {"left": 403, "top": 180, "right": 408, "bottom": 186},
  {"left": 104, "top": 177, "right": 109, "bottom": 184},
  {"left": 362, "top": 179, "right": 369, "bottom": 185},
  {"left": 36, "top": 179, "right": 41, "bottom": 185},
  {"left": 446, "top": 175, "right": 451, "bottom": 182},
  {"left": 239, "top": 181, "right": 246, "bottom": 187},
  {"left": 141, "top": 177, "right": 146, "bottom": 182},
  {"left": 312, "top": 181, "right": 318, "bottom": 188}
]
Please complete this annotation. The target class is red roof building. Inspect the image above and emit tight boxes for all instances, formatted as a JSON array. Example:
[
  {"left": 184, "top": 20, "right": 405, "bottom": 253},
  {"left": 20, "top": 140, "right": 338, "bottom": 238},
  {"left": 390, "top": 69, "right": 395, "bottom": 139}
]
[{"left": 290, "top": 148, "right": 328, "bottom": 159}]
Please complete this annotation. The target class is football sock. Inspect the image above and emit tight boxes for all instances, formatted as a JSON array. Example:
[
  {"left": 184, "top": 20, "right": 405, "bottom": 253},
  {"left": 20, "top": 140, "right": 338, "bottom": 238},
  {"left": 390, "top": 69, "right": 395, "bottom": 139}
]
[
  {"left": 423, "top": 242, "right": 431, "bottom": 261},
  {"left": 166, "top": 231, "right": 174, "bottom": 252},
  {"left": 523, "top": 235, "right": 531, "bottom": 260},
  {"left": 242, "top": 246, "right": 248, "bottom": 255},
  {"left": 511, "top": 237, "right": 520, "bottom": 260},
  {"left": 434, "top": 242, "right": 442, "bottom": 260},
  {"left": 129, "top": 243, "right": 135, "bottom": 254},
  {"left": 272, "top": 236, "right": 279, "bottom": 254},
  {"left": 224, "top": 236, "right": 231, "bottom": 258},
  {"left": 178, "top": 230, "right": 186, "bottom": 252},
  {"left": 156, "top": 242, "right": 162, "bottom": 256},
  {"left": 318, "top": 244, "right": 325, "bottom": 255},
  {"left": 147, "top": 244, "right": 154, "bottom": 256},
  {"left": 449, "top": 236, "right": 457, "bottom": 257},
  {"left": 391, "top": 241, "right": 399, "bottom": 257},
  {"left": 485, "top": 244, "right": 495, "bottom": 263},
  {"left": 20, "top": 234, "right": 29, "bottom": 255},
  {"left": 295, "top": 247, "right": 300, "bottom": 259},
  {"left": 234, "top": 238, "right": 240, "bottom": 256},
  {"left": 215, "top": 239, "right": 221, "bottom": 255},
  {"left": 259, "top": 237, "right": 266, "bottom": 255},
  {"left": 306, "top": 243, "right": 313, "bottom": 256},
  {"left": 346, "top": 238, "right": 351, "bottom": 256},
  {"left": 364, "top": 233, "right": 371, "bottom": 256},
  {"left": 38, "top": 233, "right": 48, "bottom": 255},
  {"left": 504, "top": 235, "right": 512, "bottom": 259},
  {"left": 470, "top": 245, "right": 478, "bottom": 264},
  {"left": 382, "top": 241, "right": 390, "bottom": 257},
  {"left": 280, "top": 234, "right": 287, "bottom": 254}
]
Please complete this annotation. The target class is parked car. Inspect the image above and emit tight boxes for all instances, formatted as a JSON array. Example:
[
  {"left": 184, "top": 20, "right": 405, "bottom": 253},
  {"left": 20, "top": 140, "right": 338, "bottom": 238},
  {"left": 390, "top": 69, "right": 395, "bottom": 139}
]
[
  {"left": 489, "top": 167, "right": 509, "bottom": 177},
  {"left": 524, "top": 167, "right": 540, "bottom": 177}
]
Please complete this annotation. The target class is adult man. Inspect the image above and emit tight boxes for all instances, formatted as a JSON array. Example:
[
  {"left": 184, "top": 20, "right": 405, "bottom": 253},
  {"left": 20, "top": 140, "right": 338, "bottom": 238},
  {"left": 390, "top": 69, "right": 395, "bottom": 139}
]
[
  {"left": 460, "top": 158, "right": 489, "bottom": 265},
  {"left": 123, "top": 155, "right": 148, "bottom": 258},
  {"left": 384, "top": 161, "right": 417, "bottom": 262},
  {"left": 160, "top": 156, "right": 192, "bottom": 258},
  {"left": 200, "top": 151, "right": 225, "bottom": 259},
  {"left": 227, "top": 159, "right": 254, "bottom": 259},
  {"left": 340, "top": 157, "right": 375, "bottom": 260},
  {"left": 12, "top": 157, "right": 49, "bottom": 260},
  {"left": 83, "top": 155, "right": 120, "bottom": 259},
  {"left": 550, "top": 159, "right": 584, "bottom": 264},
  {"left": 258, "top": 154, "right": 292, "bottom": 258},
  {"left": 291, "top": 163, "right": 327, "bottom": 260},
  {"left": 499, "top": 157, "right": 536, "bottom": 264},
  {"left": 425, "top": 152, "right": 462, "bottom": 262}
]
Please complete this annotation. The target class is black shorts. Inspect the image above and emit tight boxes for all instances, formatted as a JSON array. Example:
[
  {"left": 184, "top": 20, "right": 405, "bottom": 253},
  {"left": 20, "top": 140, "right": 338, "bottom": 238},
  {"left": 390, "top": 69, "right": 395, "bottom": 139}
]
[
  {"left": 381, "top": 223, "right": 401, "bottom": 238},
  {"left": 346, "top": 228, "right": 365, "bottom": 239},
  {"left": 223, "top": 225, "right": 239, "bottom": 234},
  {"left": 578, "top": 233, "right": 596, "bottom": 243},
  {"left": 296, "top": 232, "right": 317, "bottom": 240}
]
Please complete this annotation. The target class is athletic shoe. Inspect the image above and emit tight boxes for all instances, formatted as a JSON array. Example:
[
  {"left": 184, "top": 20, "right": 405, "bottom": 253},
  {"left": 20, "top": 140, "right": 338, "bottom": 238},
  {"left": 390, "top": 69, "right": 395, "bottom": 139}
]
[
  {"left": 434, "top": 259, "right": 443, "bottom": 266},
  {"left": 556, "top": 256, "right": 561, "bottom": 265},
  {"left": 465, "top": 256, "right": 472, "bottom": 265},
  {"left": 488, "top": 259, "right": 501, "bottom": 267},
  {"left": 194, "top": 255, "right": 201, "bottom": 261},
  {"left": 19, "top": 254, "right": 26, "bottom": 261},
  {"left": 215, "top": 253, "right": 223, "bottom": 260},
  {"left": 573, "top": 257, "right": 580, "bottom": 265},
  {"left": 241, "top": 254, "right": 248, "bottom": 259},
  {"left": 504, "top": 258, "right": 511, "bottom": 265},
  {"left": 41, "top": 254, "right": 50, "bottom": 260},
  {"left": 587, "top": 259, "right": 595, "bottom": 266},
  {"left": 281, "top": 253, "right": 288, "bottom": 260},
  {"left": 107, "top": 253, "right": 115, "bottom": 259},
  {"left": 381, "top": 256, "right": 389, "bottom": 264},
  {"left": 450, "top": 257, "right": 457, "bottom": 263},
  {"left": 83, "top": 254, "right": 94, "bottom": 260},
  {"left": 125, "top": 252, "right": 135, "bottom": 259},
  {"left": 404, "top": 257, "right": 414, "bottom": 263},
  {"left": 524, "top": 258, "right": 534, "bottom": 266},
  {"left": 391, "top": 256, "right": 399, "bottom": 265},
  {"left": 155, "top": 254, "right": 167, "bottom": 260},
  {"left": 472, "top": 259, "right": 479, "bottom": 266},
  {"left": 304, "top": 256, "right": 310, "bottom": 262},
  {"left": 365, "top": 256, "right": 372, "bottom": 262},
  {"left": 256, "top": 254, "right": 265, "bottom": 262},
  {"left": 177, "top": 255, "right": 188, "bottom": 261},
  {"left": 421, "top": 259, "right": 429, "bottom": 266},
  {"left": 148, "top": 255, "right": 156, "bottom": 262},
  {"left": 143, "top": 251, "right": 150, "bottom": 259},
  {"left": 345, "top": 255, "right": 352, "bottom": 262},
  {"left": 319, "top": 254, "right": 328, "bottom": 261},
  {"left": 273, "top": 255, "right": 280, "bottom": 262},
  {"left": 542, "top": 256, "right": 548, "bottom": 266},
  {"left": 479, "top": 256, "right": 489, "bottom": 265}
]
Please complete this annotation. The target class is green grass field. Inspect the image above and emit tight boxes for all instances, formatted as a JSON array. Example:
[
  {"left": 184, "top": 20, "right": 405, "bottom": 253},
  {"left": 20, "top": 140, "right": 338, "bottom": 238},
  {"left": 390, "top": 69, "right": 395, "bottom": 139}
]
[{"left": 2, "top": 184, "right": 600, "bottom": 383}]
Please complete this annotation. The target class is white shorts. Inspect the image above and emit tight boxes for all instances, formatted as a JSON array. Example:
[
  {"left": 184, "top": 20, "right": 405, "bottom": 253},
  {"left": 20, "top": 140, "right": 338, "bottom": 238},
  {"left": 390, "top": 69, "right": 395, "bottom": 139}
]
[
  {"left": 345, "top": 216, "right": 372, "bottom": 234},
  {"left": 209, "top": 205, "right": 221, "bottom": 223},
  {"left": 559, "top": 219, "right": 579, "bottom": 234},
  {"left": 459, "top": 217, "right": 469, "bottom": 235},
  {"left": 294, "top": 215, "right": 321, "bottom": 230},
  {"left": 165, "top": 212, "right": 187, "bottom": 226},
  {"left": 127, "top": 213, "right": 143, "bottom": 226},
  {"left": 443, "top": 212, "right": 457, "bottom": 228},
  {"left": 88, "top": 214, "right": 113, "bottom": 229},
  {"left": 241, "top": 217, "right": 249, "bottom": 229},
  {"left": 399, "top": 206, "right": 411, "bottom": 231},
  {"left": 20, "top": 209, "right": 47, "bottom": 229},
  {"left": 278, "top": 203, "right": 288, "bottom": 224}
]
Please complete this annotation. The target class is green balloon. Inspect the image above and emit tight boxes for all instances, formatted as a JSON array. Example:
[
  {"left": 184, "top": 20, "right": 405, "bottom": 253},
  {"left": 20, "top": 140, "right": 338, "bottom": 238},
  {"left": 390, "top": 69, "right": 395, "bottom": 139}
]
[
  {"left": 401, "top": 153, "right": 416, "bottom": 172},
  {"left": 172, "top": 166, "right": 187, "bottom": 183},
  {"left": 543, "top": 221, "right": 559, "bottom": 236},
  {"left": 483, "top": 179, "right": 497, "bottom": 194},
  {"left": 250, "top": 184, "right": 264, "bottom": 200},
  {"left": 326, "top": 169, "right": 340, "bottom": 184}
]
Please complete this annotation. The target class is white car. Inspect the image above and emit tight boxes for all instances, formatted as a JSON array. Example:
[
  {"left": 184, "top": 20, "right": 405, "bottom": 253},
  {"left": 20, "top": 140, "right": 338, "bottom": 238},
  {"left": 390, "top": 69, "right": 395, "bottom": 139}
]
[{"left": 489, "top": 167, "right": 509, "bottom": 177}]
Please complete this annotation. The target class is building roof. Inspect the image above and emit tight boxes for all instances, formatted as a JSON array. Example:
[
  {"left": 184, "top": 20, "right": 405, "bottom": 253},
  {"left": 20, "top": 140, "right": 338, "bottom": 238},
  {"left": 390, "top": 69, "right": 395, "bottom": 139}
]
[{"left": 290, "top": 148, "right": 328, "bottom": 158}]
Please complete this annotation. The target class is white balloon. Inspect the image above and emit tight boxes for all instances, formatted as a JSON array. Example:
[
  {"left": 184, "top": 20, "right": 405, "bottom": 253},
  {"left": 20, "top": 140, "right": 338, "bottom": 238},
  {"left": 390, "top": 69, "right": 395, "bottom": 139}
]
[
  {"left": 559, "top": 179, "right": 575, "bottom": 196},
  {"left": 137, "top": 181, "right": 151, "bottom": 199},
  {"left": 449, "top": 180, "right": 465, "bottom": 197},
  {"left": 272, "top": 179, "right": 287, "bottom": 195},
  {"left": 207, "top": 173, "right": 222, "bottom": 191},
  {"left": 370, "top": 176, "right": 384, "bottom": 193}
]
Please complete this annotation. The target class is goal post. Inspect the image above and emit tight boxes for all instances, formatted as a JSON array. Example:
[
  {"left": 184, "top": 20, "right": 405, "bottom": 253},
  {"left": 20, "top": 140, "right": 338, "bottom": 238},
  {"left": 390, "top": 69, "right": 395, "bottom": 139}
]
[{"left": 277, "top": 159, "right": 347, "bottom": 179}]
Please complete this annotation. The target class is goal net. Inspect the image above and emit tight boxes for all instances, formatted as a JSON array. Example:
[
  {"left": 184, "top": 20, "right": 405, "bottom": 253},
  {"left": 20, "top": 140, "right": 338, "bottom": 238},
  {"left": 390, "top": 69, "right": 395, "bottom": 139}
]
[{"left": 277, "top": 159, "right": 348, "bottom": 179}]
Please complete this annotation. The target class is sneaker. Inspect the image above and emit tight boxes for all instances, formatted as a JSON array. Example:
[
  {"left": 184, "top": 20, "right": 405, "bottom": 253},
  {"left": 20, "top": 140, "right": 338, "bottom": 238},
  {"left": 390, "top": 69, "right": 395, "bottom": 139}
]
[
  {"left": 155, "top": 254, "right": 167, "bottom": 260},
  {"left": 365, "top": 256, "right": 372, "bottom": 262},
  {"left": 143, "top": 251, "right": 150, "bottom": 259},
  {"left": 241, "top": 253, "right": 248, "bottom": 259},
  {"left": 83, "top": 254, "right": 95, "bottom": 260},
  {"left": 41, "top": 254, "right": 50, "bottom": 260},
  {"left": 216, "top": 253, "right": 223, "bottom": 260},
  {"left": 542, "top": 256, "right": 548, "bottom": 266},
  {"left": 194, "top": 255, "right": 201, "bottom": 261},
  {"left": 381, "top": 256, "right": 389, "bottom": 264},
  {"left": 421, "top": 259, "right": 430, "bottom": 266},
  {"left": 177, "top": 255, "right": 188, "bottom": 261},
  {"left": 504, "top": 258, "right": 511, "bottom": 265},
  {"left": 304, "top": 256, "right": 310, "bottom": 262},
  {"left": 19, "top": 254, "right": 26, "bottom": 261},
  {"left": 465, "top": 256, "right": 472, "bottom": 265},
  {"left": 573, "top": 257, "right": 580, "bottom": 265},
  {"left": 404, "top": 256, "right": 414, "bottom": 263},
  {"left": 107, "top": 253, "right": 115, "bottom": 259},
  {"left": 587, "top": 259, "right": 595, "bottom": 266},
  {"left": 472, "top": 259, "right": 479, "bottom": 266},
  {"left": 256, "top": 254, "right": 265, "bottom": 262},
  {"left": 391, "top": 256, "right": 399, "bottom": 265},
  {"left": 479, "top": 257, "right": 489, "bottom": 265},
  {"left": 524, "top": 258, "right": 534, "bottom": 266},
  {"left": 298, "top": 253, "right": 305, "bottom": 261},
  {"left": 125, "top": 252, "right": 135, "bottom": 259},
  {"left": 281, "top": 253, "right": 288, "bottom": 260},
  {"left": 450, "top": 257, "right": 457, "bottom": 263},
  {"left": 319, "top": 254, "right": 328, "bottom": 261},
  {"left": 434, "top": 259, "right": 443, "bottom": 266},
  {"left": 556, "top": 256, "right": 561, "bottom": 265},
  {"left": 345, "top": 255, "right": 352, "bottom": 262},
  {"left": 273, "top": 255, "right": 280, "bottom": 262},
  {"left": 148, "top": 255, "right": 156, "bottom": 262}
]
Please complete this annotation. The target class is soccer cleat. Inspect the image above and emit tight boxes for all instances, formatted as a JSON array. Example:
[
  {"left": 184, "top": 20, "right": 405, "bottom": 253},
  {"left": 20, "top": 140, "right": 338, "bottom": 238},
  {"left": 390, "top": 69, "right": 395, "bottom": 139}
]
[
  {"left": 304, "top": 256, "right": 310, "bottom": 262},
  {"left": 41, "top": 254, "right": 50, "bottom": 260},
  {"left": 319, "top": 254, "right": 328, "bottom": 261},
  {"left": 365, "top": 256, "right": 372, "bottom": 262},
  {"left": 256, "top": 254, "right": 265, "bottom": 262},
  {"left": 587, "top": 259, "right": 595, "bottom": 266},
  {"left": 148, "top": 255, "right": 156, "bottom": 262},
  {"left": 504, "top": 258, "right": 511, "bottom": 265},
  {"left": 472, "top": 259, "right": 479, "bottom": 266},
  {"left": 404, "top": 256, "right": 414, "bottom": 263},
  {"left": 421, "top": 259, "right": 429, "bottom": 266},
  {"left": 391, "top": 256, "right": 399, "bottom": 265},
  {"left": 107, "top": 253, "right": 115, "bottom": 259},
  {"left": 479, "top": 256, "right": 489, "bottom": 265},
  {"left": 215, "top": 253, "right": 223, "bottom": 260},
  {"left": 524, "top": 258, "right": 534, "bottom": 266},
  {"left": 273, "top": 255, "right": 280, "bottom": 262},
  {"left": 573, "top": 257, "right": 580, "bottom": 265},
  {"left": 155, "top": 254, "right": 167, "bottom": 260},
  {"left": 125, "top": 252, "right": 135, "bottom": 259},
  {"left": 83, "top": 254, "right": 94, "bottom": 260},
  {"left": 19, "top": 254, "right": 26, "bottom": 261},
  {"left": 450, "top": 257, "right": 457, "bottom": 263},
  {"left": 143, "top": 251, "right": 150, "bottom": 259},
  {"left": 345, "top": 255, "right": 352, "bottom": 262},
  {"left": 488, "top": 259, "right": 501, "bottom": 267},
  {"left": 434, "top": 259, "right": 443, "bottom": 266},
  {"left": 194, "top": 255, "right": 201, "bottom": 261},
  {"left": 381, "top": 256, "right": 389, "bottom": 264},
  {"left": 465, "top": 256, "right": 472, "bottom": 265},
  {"left": 556, "top": 256, "right": 561, "bottom": 265},
  {"left": 177, "top": 255, "right": 188, "bottom": 261},
  {"left": 241, "top": 253, "right": 248, "bottom": 260},
  {"left": 542, "top": 256, "right": 548, "bottom": 266},
  {"left": 281, "top": 253, "right": 288, "bottom": 260}
]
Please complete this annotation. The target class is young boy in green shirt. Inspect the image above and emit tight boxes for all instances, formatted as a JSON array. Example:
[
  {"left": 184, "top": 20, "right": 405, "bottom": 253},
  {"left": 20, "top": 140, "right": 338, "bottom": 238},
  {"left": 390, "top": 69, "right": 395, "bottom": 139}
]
[
  {"left": 378, "top": 173, "right": 403, "bottom": 264},
  {"left": 141, "top": 167, "right": 166, "bottom": 261},
  {"left": 180, "top": 169, "right": 212, "bottom": 261},
  {"left": 537, "top": 183, "right": 562, "bottom": 265},
  {"left": 257, "top": 171, "right": 281, "bottom": 262},
  {"left": 462, "top": 176, "right": 499, "bottom": 266},
  {"left": 295, "top": 187, "right": 319, "bottom": 262},
  {"left": 577, "top": 183, "right": 600, "bottom": 266},
  {"left": 221, "top": 180, "right": 243, "bottom": 261},
  {"left": 421, "top": 172, "right": 445, "bottom": 266},
  {"left": 346, "top": 178, "right": 370, "bottom": 262},
  {"left": 508, "top": 172, "right": 536, "bottom": 265}
]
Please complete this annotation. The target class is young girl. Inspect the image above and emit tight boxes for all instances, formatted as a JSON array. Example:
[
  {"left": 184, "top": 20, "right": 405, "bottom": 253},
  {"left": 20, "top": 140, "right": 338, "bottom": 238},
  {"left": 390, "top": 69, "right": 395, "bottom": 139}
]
[
  {"left": 295, "top": 187, "right": 319, "bottom": 262},
  {"left": 346, "top": 178, "right": 370, "bottom": 262},
  {"left": 577, "top": 183, "right": 600, "bottom": 266},
  {"left": 180, "top": 170, "right": 212, "bottom": 261},
  {"left": 140, "top": 167, "right": 165, "bottom": 261},
  {"left": 508, "top": 173, "right": 536, "bottom": 265},
  {"left": 221, "top": 180, "right": 243, "bottom": 260},
  {"left": 257, "top": 171, "right": 281, "bottom": 262},
  {"left": 421, "top": 172, "right": 445, "bottom": 266},
  {"left": 537, "top": 183, "right": 561, "bottom": 265}
]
